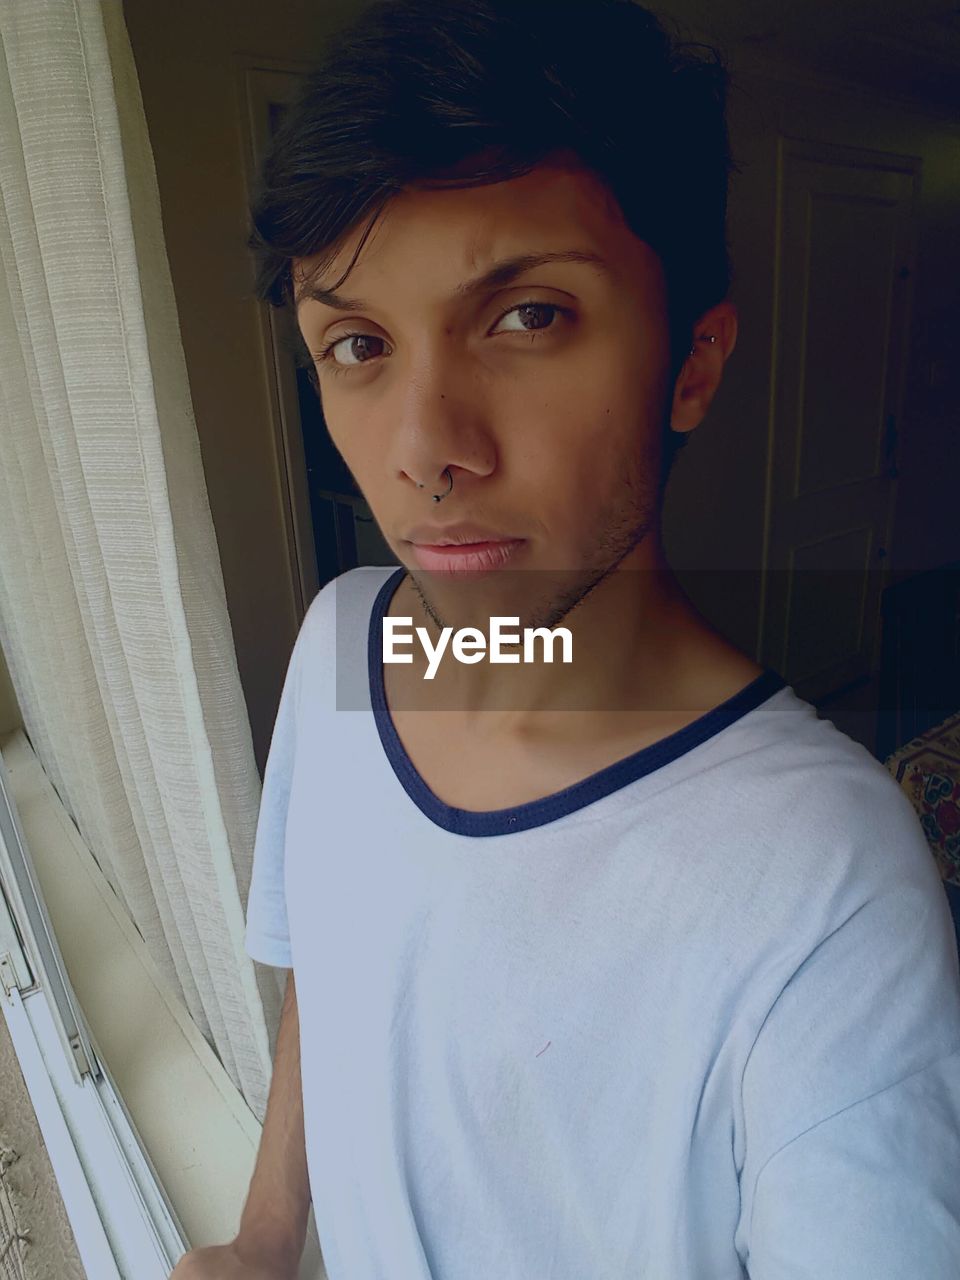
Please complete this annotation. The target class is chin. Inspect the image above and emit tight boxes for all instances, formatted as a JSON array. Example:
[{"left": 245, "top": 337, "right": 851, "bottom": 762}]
[{"left": 450, "top": 567, "right": 599, "bottom": 632}]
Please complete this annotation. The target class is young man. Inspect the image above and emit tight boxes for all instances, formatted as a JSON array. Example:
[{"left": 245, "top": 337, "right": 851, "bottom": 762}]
[{"left": 173, "top": 1, "right": 960, "bottom": 1276}]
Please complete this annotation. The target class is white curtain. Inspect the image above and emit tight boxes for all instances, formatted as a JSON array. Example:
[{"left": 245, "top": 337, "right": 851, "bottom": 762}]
[{"left": 0, "top": 0, "right": 281, "bottom": 1119}]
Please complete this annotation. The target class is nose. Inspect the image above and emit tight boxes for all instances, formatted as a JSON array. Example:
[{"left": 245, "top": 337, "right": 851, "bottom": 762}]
[{"left": 390, "top": 356, "right": 496, "bottom": 494}]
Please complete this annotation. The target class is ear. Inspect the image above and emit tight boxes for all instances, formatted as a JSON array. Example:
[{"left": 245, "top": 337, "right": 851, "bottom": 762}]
[{"left": 669, "top": 302, "right": 739, "bottom": 434}]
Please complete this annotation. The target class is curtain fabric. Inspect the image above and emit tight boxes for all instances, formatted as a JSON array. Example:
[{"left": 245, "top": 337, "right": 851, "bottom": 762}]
[{"left": 0, "top": 0, "right": 281, "bottom": 1119}]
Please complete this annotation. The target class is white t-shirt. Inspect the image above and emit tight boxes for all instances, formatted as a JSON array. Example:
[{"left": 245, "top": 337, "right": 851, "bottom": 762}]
[{"left": 245, "top": 566, "right": 960, "bottom": 1279}]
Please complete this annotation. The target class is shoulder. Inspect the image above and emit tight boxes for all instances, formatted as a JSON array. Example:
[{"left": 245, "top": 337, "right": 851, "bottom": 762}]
[
  {"left": 290, "top": 566, "right": 401, "bottom": 711},
  {"left": 784, "top": 701, "right": 934, "bottom": 883},
  {"left": 734, "top": 706, "right": 960, "bottom": 1192},
  {"left": 710, "top": 685, "right": 950, "bottom": 965},
  {"left": 730, "top": 684, "right": 930, "bottom": 871},
  {"left": 297, "top": 565, "right": 401, "bottom": 657}
]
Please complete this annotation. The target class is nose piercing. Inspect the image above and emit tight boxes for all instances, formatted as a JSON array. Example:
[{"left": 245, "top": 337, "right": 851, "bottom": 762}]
[{"left": 417, "top": 467, "right": 454, "bottom": 503}]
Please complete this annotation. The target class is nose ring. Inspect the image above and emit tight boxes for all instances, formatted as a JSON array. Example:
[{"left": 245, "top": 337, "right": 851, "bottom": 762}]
[{"left": 417, "top": 468, "right": 454, "bottom": 503}]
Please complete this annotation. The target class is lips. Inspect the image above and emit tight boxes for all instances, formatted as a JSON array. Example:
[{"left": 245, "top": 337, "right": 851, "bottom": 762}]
[
  {"left": 408, "top": 538, "right": 525, "bottom": 575},
  {"left": 405, "top": 521, "right": 518, "bottom": 547}
]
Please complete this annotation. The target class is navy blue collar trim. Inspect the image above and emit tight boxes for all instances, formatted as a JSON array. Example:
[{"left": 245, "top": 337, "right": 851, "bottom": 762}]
[{"left": 368, "top": 566, "right": 786, "bottom": 838}]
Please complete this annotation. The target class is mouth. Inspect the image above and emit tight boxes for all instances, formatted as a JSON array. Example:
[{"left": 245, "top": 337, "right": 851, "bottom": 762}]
[{"left": 408, "top": 539, "right": 526, "bottom": 576}]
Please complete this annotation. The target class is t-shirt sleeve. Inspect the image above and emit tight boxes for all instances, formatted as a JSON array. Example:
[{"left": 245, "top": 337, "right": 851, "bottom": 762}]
[
  {"left": 745, "top": 1049, "right": 960, "bottom": 1277},
  {"left": 736, "top": 787, "right": 960, "bottom": 1277},
  {"left": 243, "top": 627, "right": 304, "bottom": 969}
]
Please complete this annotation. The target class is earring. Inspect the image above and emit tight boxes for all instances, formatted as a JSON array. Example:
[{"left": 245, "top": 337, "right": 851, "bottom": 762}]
[{"left": 689, "top": 334, "right": 718, "bottom": 357}]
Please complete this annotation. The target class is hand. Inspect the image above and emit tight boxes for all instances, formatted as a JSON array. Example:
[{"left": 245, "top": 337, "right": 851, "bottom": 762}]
[{"left": 169, "top": 1239, "right": 298, "bottom": 1280}]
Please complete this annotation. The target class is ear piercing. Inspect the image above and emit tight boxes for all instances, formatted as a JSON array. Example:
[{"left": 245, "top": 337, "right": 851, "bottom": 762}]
[{"left": 689, "top": 334, "right": 718, "bottom": 357}]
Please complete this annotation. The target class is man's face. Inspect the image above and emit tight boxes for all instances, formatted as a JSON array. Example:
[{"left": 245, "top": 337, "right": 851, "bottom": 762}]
[{"left": 294, "top": 154, "right": 675, "bottom": 632}]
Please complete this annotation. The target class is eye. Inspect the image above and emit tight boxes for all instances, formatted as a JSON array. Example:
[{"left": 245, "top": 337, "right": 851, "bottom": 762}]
[
  {"left": 490, "top": 300, "right": 567, "bottom": 337},
  {"left": 313, "top": 299, "right": 571, "bottom": 376},
  {"left": 314, "top": 332, "right": 388, "bottom": 373}
]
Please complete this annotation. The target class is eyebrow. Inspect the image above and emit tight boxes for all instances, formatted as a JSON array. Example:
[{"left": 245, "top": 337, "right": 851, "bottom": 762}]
[{"left": 295, "top": 249, "right": 611, "bottom": 312}]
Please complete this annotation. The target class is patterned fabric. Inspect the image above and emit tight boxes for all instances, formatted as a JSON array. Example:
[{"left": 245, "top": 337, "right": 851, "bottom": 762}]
[{"left": 884, "top": 711, "right": 960, "bottom": 889}]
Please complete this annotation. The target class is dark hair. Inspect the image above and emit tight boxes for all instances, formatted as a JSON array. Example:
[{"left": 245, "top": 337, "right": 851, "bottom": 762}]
[{"left": 247, "top": 0, "right": 736, "bottom": 485}]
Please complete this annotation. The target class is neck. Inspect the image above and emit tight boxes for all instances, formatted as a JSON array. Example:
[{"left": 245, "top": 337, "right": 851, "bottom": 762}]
[{"left": 385, "top": 529, "right": 715, "bottom": 730}]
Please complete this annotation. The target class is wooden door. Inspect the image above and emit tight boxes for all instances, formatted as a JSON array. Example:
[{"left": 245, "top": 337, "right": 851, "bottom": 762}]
[{"left": 759, "top": 137, "right": 919, "bottom": 702}]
